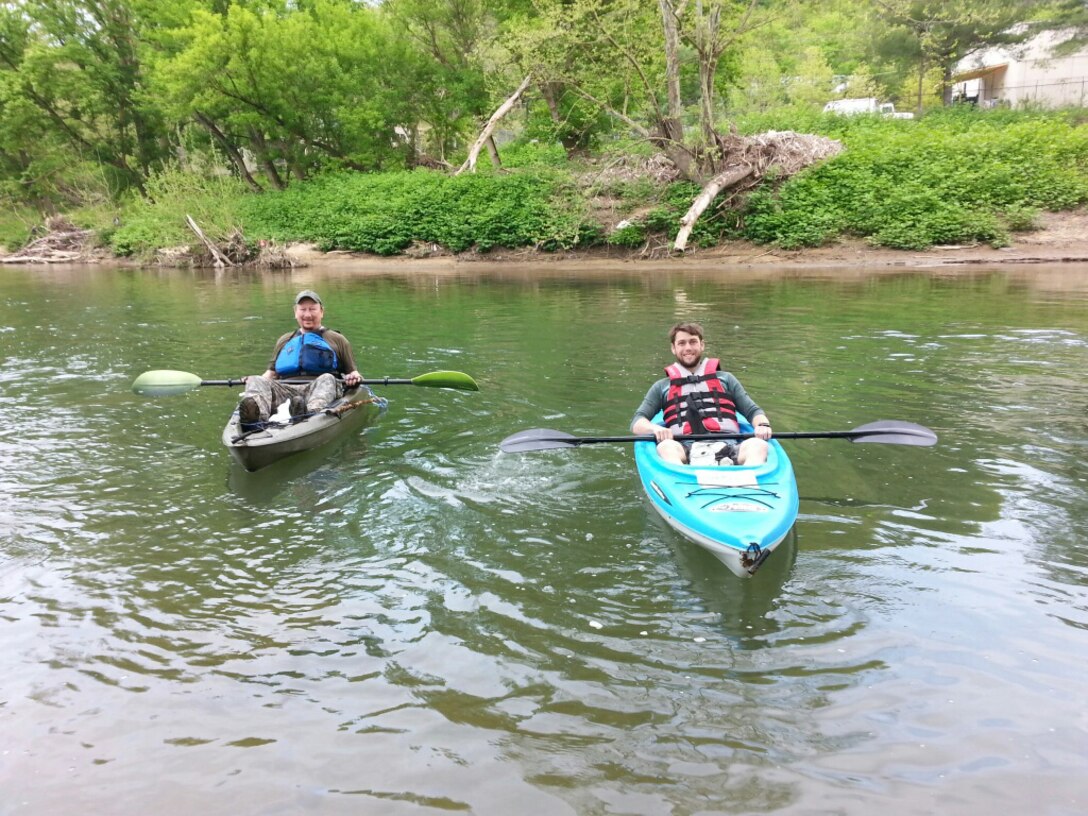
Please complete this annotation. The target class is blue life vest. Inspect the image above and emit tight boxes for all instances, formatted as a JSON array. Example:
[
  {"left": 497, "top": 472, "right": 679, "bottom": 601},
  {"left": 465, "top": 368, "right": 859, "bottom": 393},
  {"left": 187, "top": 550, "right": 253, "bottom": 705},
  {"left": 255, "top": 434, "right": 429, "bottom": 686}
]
[{"left": 274, "top": 330, "right": 339, "bottom": 377}]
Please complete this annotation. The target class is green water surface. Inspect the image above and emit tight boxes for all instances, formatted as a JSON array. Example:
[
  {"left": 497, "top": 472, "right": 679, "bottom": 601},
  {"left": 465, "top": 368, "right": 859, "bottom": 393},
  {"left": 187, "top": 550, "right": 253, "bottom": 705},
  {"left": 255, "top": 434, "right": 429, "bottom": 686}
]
[{"left": 1, "top": 262, "right": 1086, "bottom": 815}]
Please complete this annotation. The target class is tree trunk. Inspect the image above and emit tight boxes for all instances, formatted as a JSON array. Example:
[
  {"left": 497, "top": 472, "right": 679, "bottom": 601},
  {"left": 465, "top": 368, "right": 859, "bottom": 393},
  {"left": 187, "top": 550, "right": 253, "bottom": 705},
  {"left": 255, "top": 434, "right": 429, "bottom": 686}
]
[
  {"left": 673, "top": 164, "right": 755, "bottom": 252},
  {"left": 941, "top": 64, "right": 954, "bottom": 106},
  {"left": 193, "top": 112, "right": 264, "bottom": 193},
  {"left": 485, "top": 135, "right": 502, "bottom": 169},
  {"left": 916, "top": 60, "right": 926, "bottom": 113},
  {"left": 247, "top": 128, "right": 287, "bottom": 190},
  {"left": 694, "top": 4, "right": 723, "bottom": 149},
  {"left": 659, "top": 0, "right": 683, "bottom": 121},
  {"left": 541, "top": 81, "right": 562, "bottom": 123},
  {"left": 457, "top": 74, "right": 532, "bottom": 175}
]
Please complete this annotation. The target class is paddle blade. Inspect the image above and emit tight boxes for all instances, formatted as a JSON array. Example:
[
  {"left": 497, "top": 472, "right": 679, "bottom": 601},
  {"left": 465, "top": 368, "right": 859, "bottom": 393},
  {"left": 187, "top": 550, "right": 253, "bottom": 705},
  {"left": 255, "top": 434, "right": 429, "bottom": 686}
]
[
  {"left": 410, "top": 370, "right": 479, "bottom": 391},
  {"left": 499, "top": 428, "right": 580, "bottom": 452},
  {"left": 848, "top": 420, "right": 937, "bottom": 446},
  {"left": 132, "top": 369, "right": 204, "bottom": 396}
]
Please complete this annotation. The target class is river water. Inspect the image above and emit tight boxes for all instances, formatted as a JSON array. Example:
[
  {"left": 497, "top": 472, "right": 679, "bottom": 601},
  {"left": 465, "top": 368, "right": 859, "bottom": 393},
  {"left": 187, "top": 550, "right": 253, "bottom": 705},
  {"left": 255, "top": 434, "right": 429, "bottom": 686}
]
[{"left": 1, "top": 261, "right": 1086, "bottom": 815}]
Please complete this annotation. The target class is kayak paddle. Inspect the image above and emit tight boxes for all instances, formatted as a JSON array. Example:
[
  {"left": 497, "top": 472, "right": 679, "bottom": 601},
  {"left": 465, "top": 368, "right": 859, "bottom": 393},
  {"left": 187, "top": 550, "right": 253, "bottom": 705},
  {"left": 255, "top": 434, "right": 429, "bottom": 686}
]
[
  {"left": 132, "top": 368, "right": 479, "bottom": 396},
  {"left": 499, "top": 420, "right": 937, "bottom": 453}
]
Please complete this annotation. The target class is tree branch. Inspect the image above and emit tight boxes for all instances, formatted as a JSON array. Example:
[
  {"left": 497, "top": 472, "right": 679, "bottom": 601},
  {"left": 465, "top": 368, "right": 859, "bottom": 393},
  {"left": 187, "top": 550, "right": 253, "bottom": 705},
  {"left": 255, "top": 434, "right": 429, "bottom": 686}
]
[{"left": 456, "top": 74, "right": 533, "bottom": 175}]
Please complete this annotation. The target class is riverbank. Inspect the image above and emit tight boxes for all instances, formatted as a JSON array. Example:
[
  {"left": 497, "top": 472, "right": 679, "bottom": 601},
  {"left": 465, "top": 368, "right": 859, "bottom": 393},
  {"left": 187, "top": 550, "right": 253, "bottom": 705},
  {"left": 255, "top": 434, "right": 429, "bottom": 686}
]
[
  {"left": 4, "top": 209, "right": 1088, "bottom": 271},
  {"left": 284, "top": 209, "right": 1088, "bottom": 270}
]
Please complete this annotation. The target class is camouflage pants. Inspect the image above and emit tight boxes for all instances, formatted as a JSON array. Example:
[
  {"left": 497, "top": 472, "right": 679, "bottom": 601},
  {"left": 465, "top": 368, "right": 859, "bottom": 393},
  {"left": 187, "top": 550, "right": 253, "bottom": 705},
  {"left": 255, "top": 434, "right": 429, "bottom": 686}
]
[{"left": 242, "top": 373, "right": 342, "bottom": 420}]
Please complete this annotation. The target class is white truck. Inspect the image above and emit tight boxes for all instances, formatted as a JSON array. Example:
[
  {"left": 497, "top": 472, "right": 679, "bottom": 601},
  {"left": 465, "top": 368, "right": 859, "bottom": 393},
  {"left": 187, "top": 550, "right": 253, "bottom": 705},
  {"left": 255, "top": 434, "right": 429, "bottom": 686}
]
[{"left": 823, "top": 98, "right": 914, "bottom": 119}]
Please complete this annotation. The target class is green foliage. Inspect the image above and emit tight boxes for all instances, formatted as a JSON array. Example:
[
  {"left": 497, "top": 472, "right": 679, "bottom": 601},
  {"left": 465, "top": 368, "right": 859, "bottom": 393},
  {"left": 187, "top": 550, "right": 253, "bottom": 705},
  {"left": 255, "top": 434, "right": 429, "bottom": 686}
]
[
  {"left": 501, "top": 140, "right": 571, "bottom": 168},
  {"left": 607, "top": 221, "right": 646, "bottom": 248},
  {"left": 0, "top": 205, "right": 37, "bottom": 250},
  {"left": 109, "top": 162, "right": 249, "bottom": 256},
  {"left": 740, "top": 108, "right": 1088, "bottom": 249},
  {"left": 639, "top": 181, "right": 736, "bottom": 247},
  {"left": 1001, "top": 203, "right": 1040, "bottom": 231},
  {"left": 0, "top": 0, "right": 169, "bottom": 202},
  {"left": 521, "top": 95, "right": 609, "bottom": 151},
  {"left": 152, "top": 1, "right": 417, "bottom": 178},
  {"left": 240, "top": 169, "right": 600, "bottom": 255}
]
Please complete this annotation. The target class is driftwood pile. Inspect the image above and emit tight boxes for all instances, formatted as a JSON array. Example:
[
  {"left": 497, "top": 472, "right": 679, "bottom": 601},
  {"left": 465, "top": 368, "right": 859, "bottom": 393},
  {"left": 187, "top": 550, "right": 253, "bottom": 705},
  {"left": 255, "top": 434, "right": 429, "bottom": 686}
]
[
  {"left": 0, "top": 212, "right": 299, "bottom": 268},
  {"left": 674, "top": 131, "right": 843, "bottom": 251},
  {"left": 0, "top": 216, "right": 95, "bottom": 264},
  {"left": 578, "top": 152, "right": 683, "bottom": 187},
  {"left": 163, "top": 217, "right": 297, "bottom": 268}
]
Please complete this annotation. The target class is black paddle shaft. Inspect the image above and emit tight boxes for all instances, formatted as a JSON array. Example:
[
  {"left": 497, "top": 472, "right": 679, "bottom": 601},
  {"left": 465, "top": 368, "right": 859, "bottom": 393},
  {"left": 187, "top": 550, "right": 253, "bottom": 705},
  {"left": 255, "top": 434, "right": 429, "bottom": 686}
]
[{"left": 499, "top": 421, "right": 938, "bottom": 453}]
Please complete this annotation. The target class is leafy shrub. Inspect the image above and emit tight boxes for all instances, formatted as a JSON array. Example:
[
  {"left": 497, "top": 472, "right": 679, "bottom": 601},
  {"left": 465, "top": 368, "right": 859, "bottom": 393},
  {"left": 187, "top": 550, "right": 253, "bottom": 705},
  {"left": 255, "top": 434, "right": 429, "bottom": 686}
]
[
  {"left": 501, "top": 140, "right": 570, "bottom": 168},
  {"left": 607, "top": 221, "right": 646, "bottom": 247},
  {"left": 739, "top": 108, "right": 1088, "bottom": 249},
  {"left": 109, "top": 162, "right": 249, "bottom": 256},
  {"left": 1001, "top": 203, "right": 1040, "bottom": 231},
  {"left": 241, "top": 169, "right": 601, "bottom": 254},
  {"left": 0, "top": 206, "right": 36, "bottom": 251}
]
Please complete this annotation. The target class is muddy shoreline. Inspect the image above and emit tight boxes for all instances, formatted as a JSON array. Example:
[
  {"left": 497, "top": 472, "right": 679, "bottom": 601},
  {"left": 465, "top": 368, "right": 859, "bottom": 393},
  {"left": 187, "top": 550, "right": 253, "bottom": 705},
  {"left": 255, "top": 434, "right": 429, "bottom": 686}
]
[
  {"left": 5, "top": 209, "right": 1088, "bottom": 272},
  {"left": 284, "top": 209, "right": 1088, "bottom": 271}
]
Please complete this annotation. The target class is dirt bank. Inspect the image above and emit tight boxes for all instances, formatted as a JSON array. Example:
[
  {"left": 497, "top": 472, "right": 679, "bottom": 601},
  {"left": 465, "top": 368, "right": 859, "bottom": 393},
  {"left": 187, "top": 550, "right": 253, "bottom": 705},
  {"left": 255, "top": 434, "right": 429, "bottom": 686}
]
[
  {"left": 5, "top": 210, "right": 1088, "bottom": 271},
  {"left": 283, "top": 209, "right": 1088, "bottom": 271}
]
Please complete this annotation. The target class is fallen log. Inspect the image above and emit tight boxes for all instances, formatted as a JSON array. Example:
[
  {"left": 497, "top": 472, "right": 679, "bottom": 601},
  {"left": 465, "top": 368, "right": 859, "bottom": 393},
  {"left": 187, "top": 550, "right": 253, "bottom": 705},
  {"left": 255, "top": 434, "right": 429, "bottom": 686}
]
[
  {"left": 457, "top": 74, "right": 533, "bottom": 175},
  {"left": 672, "top": 131, "right": 843, "bottom": 252},
  {"left": 674, "top": 165, "right": 756, "bottom": 252},
  {"left": 185, "top": 214, "right": 234, "bottom": 268}
]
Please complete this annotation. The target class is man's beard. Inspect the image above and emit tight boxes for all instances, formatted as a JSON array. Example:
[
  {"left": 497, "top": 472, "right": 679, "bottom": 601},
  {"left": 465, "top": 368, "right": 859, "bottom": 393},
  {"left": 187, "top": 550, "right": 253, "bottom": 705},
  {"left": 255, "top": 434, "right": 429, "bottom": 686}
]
[{"left": 674, "top": 352, "right": 703, "bottom": 369}]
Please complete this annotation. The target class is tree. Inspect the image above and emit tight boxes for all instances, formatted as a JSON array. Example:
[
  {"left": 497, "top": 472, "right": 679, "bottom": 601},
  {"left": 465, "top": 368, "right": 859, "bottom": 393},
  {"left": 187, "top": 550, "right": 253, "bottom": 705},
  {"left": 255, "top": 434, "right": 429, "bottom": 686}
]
[
  {"left": 870, "top": 0, "right": 1042, "bottom": 108},
  {"left": 510, "top": 0, "right": 779, "bottom": 179},
  {"left": 383, "top": 0, "right": 496, "bottom": 163},
  {"left": 153, "top": 0, "right": 419, "bottom": 185},
  {"left": 504, "top": 0, "right": 843, "bottom": 251},
  {"left": 0, "top": 0, "right": 170, "bottom": 200}
]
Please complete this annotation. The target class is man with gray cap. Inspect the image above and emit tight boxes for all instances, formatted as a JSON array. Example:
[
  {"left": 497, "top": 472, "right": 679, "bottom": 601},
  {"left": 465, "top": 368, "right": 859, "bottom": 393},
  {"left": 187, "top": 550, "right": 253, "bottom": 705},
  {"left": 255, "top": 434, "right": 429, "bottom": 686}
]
[{"left": 237, "top": 289, "right": 363, "bottom": 432}]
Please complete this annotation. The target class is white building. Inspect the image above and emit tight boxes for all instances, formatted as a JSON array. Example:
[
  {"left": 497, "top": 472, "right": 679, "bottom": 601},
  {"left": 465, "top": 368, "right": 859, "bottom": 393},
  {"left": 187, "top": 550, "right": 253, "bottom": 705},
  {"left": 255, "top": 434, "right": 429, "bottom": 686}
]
[{"left": 953, "top": 29, "right": 1088, "bottom": 108}]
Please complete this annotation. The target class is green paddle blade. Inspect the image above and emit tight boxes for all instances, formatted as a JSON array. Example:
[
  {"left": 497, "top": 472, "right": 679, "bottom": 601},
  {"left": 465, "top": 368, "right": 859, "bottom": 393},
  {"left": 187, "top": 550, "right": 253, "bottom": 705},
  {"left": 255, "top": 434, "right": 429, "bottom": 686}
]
[
  {"left": 410, "top": 370, "right": 479, "bottom": 391},
  {"left": 132, "top": 369, "right": 204, "bottom": 396}
]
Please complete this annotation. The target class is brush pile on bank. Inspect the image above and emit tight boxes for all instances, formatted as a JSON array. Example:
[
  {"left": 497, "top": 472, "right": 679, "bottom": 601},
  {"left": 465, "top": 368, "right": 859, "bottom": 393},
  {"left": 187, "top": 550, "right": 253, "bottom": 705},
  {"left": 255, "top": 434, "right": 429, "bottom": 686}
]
[{"left": 0, "top": 216, "right": 96, "bottom": 264}]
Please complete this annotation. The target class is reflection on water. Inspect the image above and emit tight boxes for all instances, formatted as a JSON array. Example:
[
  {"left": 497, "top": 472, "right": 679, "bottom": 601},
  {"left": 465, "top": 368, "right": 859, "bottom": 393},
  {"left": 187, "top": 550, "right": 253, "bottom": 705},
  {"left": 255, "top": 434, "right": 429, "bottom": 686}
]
[{"left": 1, "top": 263, "right": 1087, "bottom": 815}]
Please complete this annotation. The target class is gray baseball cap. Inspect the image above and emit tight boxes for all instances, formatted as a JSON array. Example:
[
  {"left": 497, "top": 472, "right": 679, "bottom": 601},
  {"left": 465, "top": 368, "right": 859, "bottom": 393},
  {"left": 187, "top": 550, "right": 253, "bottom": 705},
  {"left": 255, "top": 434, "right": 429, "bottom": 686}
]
[{"left": 294, "top": 289, "right": 322, "bottom": 305}]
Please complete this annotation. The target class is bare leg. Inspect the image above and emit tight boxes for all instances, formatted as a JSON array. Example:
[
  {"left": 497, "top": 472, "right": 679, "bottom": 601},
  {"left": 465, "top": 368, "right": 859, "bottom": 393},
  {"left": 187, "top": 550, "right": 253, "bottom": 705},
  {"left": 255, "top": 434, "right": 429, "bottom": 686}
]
[
  {"left": 736, "top": 438, "right": 769, "bottom": 465},
  {"left": 657, "top": 438, "right": 688, "bottom": 465}
]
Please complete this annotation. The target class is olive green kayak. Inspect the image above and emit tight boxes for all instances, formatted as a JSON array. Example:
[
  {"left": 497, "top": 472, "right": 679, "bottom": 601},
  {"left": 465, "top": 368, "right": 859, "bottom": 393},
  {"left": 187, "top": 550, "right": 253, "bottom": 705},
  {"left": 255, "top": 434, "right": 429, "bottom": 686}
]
[{"left": 222, "top": 386, "right": 388, "bottom": 471}]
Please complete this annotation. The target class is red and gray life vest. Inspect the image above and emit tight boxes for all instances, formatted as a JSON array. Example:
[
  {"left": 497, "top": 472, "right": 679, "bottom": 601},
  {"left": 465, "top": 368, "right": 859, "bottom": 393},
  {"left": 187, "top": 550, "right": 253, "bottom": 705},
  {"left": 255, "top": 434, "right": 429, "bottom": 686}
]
[
  {"left": 662, "top": 357, "right": 740, "bottom": 434},
  {"left": 274, "top": 329, "right": 339, "bottom": 377}
]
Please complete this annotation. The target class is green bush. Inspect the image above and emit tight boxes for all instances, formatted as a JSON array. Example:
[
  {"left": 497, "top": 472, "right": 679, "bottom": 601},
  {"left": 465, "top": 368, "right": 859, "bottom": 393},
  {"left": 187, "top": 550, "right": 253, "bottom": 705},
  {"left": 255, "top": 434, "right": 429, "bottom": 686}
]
[
  {"left": 241, "top": 169, "right": 601, "bottom": 254},
  {"left": 0, "top": 206, "right": 37, "bottom": 251},
  {"left": 501, "top": 140, "right": 571, "bottom": 169},
  {"left": 109, "top": 162, "right": 250, "bottom": 257},
  {"left": 739, "top": 108, "right": 1088, "bottom": 249},
  {"left": 607, "top": 221, "right": 646, "bottom": 247},
  {"left": 1001, "top": 203, "right": 1040, "bottom": 231}
]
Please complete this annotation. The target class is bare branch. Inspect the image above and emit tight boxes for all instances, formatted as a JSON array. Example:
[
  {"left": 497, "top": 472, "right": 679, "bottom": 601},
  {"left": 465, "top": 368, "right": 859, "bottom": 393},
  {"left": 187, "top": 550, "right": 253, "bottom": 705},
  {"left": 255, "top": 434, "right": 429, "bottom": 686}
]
[{"left": 456, "top": 74, "right": 533, "bottom": 175}]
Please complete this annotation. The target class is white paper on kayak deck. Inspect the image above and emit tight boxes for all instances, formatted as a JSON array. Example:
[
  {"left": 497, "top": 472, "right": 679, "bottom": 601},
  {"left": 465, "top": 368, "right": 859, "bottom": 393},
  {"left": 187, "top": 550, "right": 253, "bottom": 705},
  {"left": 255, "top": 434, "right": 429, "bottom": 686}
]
[{"left": 695, "top": 469, "right": 759, "bottom": 487}]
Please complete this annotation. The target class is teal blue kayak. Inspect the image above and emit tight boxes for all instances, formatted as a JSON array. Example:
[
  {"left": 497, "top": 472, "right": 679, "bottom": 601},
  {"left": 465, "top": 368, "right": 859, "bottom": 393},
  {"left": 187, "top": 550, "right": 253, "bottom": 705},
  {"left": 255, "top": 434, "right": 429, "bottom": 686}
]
[{"left": 634, "top": 415, "right": 799, "bottom": 578}]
